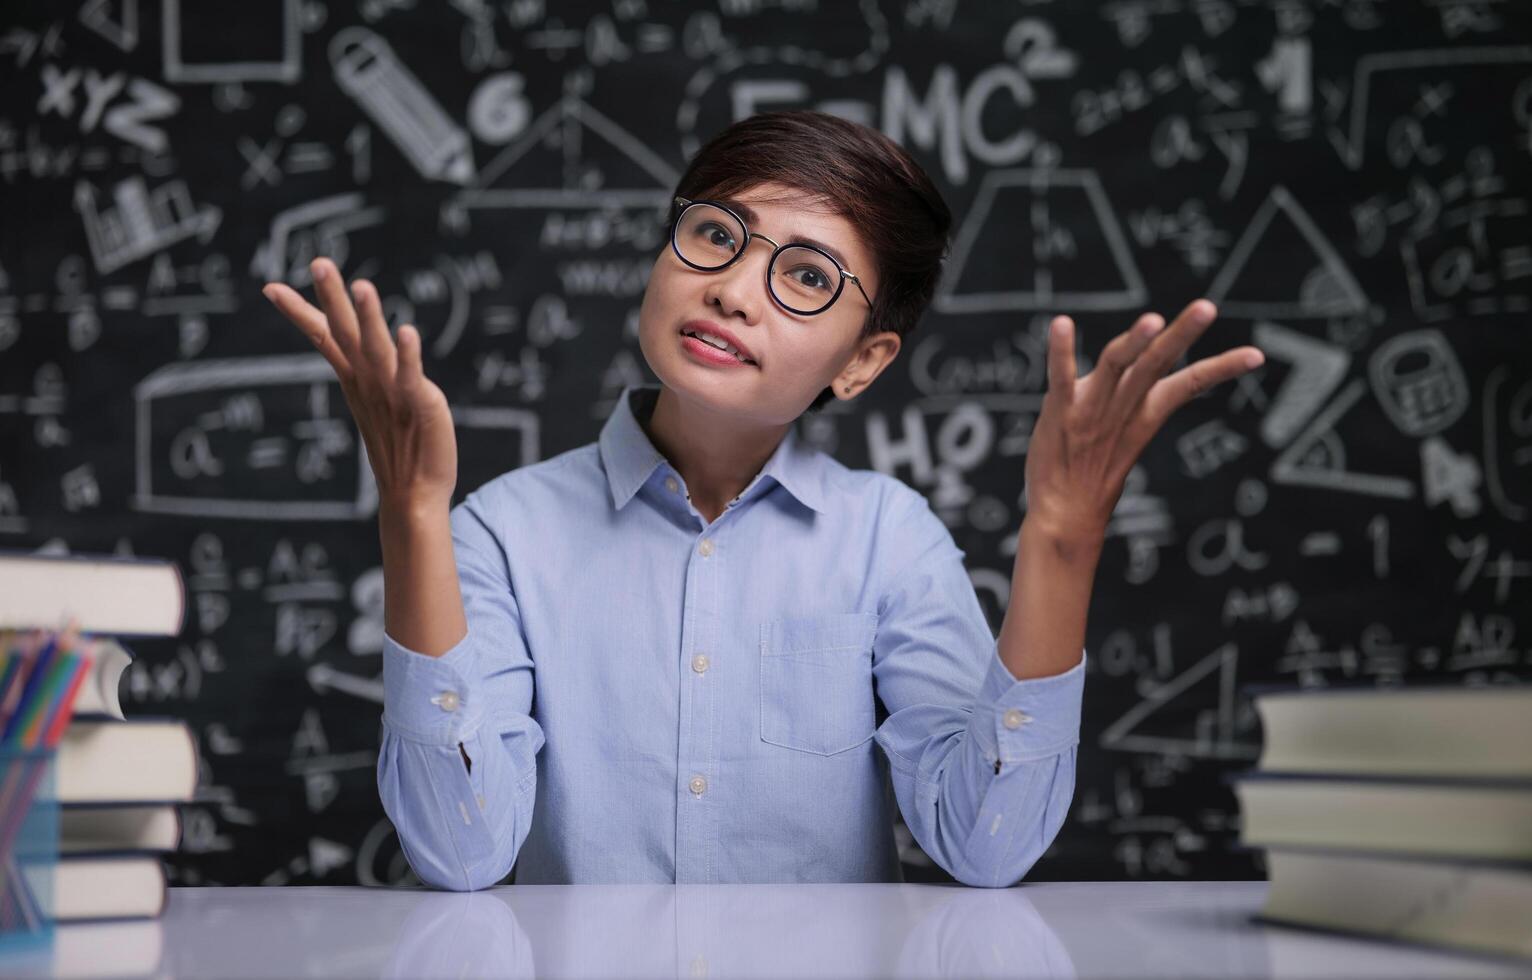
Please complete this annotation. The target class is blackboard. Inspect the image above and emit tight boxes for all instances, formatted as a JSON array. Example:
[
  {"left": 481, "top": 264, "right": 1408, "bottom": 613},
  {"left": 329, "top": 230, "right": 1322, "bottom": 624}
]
[{"left": 1, "top": 0, "right": 1528, "bottom": 887}]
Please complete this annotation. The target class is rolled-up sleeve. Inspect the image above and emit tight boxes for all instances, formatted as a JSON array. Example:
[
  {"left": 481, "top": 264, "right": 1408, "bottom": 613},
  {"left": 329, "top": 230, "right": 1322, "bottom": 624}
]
[
  {"left": 872, "top": 486, "right": 1085, "bottom": 888},
  {"left": 376, "top": 490, "right": 546, "bottom": 891}
]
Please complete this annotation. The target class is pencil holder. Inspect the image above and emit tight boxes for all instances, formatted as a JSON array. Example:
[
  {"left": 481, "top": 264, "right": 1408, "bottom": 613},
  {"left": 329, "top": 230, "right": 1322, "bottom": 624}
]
[{"left": 0, "top": 746, "right": 58, "bottom": 952}]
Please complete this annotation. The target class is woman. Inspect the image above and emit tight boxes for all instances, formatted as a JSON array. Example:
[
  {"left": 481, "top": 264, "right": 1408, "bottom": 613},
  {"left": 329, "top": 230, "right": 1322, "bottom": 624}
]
[{"left": 262, "top": 110, "right": 1264, "bottom": 890}]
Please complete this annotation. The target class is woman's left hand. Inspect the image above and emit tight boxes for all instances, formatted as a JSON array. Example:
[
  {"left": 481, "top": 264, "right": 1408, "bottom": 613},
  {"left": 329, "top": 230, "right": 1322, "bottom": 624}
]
[{"left": 1023, "top": 298, "right": 1265, "bottom": 542}]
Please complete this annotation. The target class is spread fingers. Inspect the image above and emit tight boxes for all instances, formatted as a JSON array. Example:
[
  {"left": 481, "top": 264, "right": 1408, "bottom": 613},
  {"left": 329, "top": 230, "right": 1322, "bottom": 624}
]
[
  {"left": 309, "top": 258, "right": 363, "bottom": 366},
  {"left": 261, "top": 281, "right": 355, "bottom": 384}
]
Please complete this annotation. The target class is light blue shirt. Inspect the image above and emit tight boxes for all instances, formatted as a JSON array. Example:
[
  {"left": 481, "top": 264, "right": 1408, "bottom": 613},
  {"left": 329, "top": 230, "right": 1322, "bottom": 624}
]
[{"left": 377, "top": 384, "right": 1087, "bottom": 889}]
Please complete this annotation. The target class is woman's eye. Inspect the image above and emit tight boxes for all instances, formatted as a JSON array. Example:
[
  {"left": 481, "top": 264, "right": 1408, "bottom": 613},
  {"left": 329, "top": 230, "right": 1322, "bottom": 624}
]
[
  {"left": 791, "top": 267, "right": 831, "bottom": 291},
  {"left": 699, "top": 223, "right": 735, "bottom": 248}
]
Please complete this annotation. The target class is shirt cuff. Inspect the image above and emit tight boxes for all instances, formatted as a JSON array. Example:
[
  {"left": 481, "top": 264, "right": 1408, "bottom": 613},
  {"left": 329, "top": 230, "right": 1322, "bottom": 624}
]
[
  {"left": 381, "top": 628, "right": 484, "bottom": 747},
  {"left": 970, "top": 645, "right": 1086, "bottom": 766}
]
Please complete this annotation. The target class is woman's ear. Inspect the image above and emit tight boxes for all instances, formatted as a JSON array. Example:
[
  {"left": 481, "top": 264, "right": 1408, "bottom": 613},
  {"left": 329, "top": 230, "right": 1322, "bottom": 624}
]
[{"left": 838, "top": 331, "right": 901, "bottom": 398}]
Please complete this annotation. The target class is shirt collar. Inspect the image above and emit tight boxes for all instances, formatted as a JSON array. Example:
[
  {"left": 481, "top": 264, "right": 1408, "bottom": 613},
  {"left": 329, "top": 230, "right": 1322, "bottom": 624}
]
[{"left": 598, "top": 383, "right": 827, "bottom": 515}]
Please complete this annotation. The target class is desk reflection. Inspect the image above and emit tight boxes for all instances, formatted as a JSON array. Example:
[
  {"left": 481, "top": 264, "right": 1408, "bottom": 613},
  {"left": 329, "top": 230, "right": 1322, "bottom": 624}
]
[
  {"left": 383, "top": 889, "right": 535, "bottom": 979},
  {"left": 385, "top": 883, "right": 1072, "bottom": 979},
  {"left": 895, "top": 887, "right": 1075, "bottom": 978},
  {"left": 8, "top": 881, "right": 1525, "bottom": 978}
]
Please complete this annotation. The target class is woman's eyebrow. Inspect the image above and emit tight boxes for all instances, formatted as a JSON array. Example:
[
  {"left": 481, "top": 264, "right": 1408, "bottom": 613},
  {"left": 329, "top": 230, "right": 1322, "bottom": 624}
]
[{"left": 718, "top": 198, "right": 854, "bottom": 271}]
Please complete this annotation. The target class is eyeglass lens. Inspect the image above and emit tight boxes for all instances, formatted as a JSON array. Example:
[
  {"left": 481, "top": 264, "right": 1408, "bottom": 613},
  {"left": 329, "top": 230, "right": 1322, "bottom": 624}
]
[{"left": 673, "top": 203, "right": 843, "bottom": 314}]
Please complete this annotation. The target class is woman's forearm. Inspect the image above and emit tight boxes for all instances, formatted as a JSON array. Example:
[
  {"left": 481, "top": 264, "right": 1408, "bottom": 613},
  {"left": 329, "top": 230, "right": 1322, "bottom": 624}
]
[
  {"left": 379, "top": 497, "right": 468, "bottom": 658},
  {"left": 997, "top": 516, "right": 1103, "bottom": 681}
]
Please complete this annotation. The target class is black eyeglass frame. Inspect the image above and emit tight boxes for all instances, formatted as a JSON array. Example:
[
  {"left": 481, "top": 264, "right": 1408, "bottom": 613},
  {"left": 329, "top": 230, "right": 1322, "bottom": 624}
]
[{"left": 669, "top": 196, "right": 874, "bottom": 316}]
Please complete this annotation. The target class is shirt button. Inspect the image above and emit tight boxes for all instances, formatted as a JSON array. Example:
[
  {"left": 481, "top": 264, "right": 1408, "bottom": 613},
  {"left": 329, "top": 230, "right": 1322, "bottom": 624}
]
[
  {"left": 689, "top": 775, "right": 707, "bottom": 795},
  {"left": 665, "top": 477, "right": 680, "bottom": 493},
  {"left": 691, "top": 654, "right": 710, "bottom": 673},
  {"left": 698, "top": 539, "right": 713, "bottom": 557},
  {"left": 1003, "top": 708, "right": 1029, "bottom": 729},
  {"left": 432, "top": 691, "right": 460, "bottom": 713}
]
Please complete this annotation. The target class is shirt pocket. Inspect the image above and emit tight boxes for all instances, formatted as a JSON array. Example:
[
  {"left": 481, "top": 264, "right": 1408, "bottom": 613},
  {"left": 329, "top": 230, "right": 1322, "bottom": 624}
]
[{"left": 759, "top": 611, "right": 880, "bottom": 757}]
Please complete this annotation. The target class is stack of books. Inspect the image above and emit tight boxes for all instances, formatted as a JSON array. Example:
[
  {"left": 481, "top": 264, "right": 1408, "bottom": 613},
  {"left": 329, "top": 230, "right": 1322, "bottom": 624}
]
[
  {"left": 0, "top": 551, "right": 193, "bottom": 927},
  {"left": 1232, "top": 684, "right": 1532, "bottom": 962}
]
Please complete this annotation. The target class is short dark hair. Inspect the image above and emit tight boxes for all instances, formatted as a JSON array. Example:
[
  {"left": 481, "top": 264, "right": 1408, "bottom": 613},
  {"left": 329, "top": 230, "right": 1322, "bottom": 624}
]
[{"left": 670, "top": 110, "right": 951, "bottom": 414}]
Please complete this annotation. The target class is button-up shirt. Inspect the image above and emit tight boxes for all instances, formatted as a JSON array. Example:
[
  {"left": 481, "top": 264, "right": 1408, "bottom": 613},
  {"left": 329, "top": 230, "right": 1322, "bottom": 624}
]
[{"left": 377, "top": 384, "right": 1087, "bottom": 889}]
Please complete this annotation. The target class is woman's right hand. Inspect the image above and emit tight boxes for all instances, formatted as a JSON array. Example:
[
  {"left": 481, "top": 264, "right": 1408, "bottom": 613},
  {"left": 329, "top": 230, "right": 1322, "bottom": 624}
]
[{"left": 262, "top": 257, "right": 458, "bottom": 513}]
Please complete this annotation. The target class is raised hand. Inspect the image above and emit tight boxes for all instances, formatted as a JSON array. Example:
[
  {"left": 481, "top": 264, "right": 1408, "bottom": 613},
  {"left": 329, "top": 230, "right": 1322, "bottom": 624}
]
[
  {"left": 262, "top": 258, "right": 458, "bottom": 512},
  {"left": 1023, "top": 299, "right": 1264, "bottom": 541}
]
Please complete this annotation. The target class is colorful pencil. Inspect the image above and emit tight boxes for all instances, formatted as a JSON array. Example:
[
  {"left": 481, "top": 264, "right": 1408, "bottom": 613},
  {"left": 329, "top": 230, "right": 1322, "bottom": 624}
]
[
  {"left": 0, "top": 658, "right": 20, "bottom": 724},
  {"left": 0, "top": 634, "right": 42, "bottom": 724},
  {"left": 19, "top": 652, "right": 80, "bottom": 749},
  {"left": 0, "top": 635, "right": 59, "bottom": 746},
  {"left": 1, "top": 619, "right": 79, "bottom": 746},
  {"left": 40, "top": 650, "right": 91, "bottom": 748}
]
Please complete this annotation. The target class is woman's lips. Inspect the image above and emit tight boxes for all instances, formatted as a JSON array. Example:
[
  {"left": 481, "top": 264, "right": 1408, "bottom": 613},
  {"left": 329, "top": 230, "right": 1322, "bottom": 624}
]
[
  {"left": 681, "top": 331, "right": 757, "bottom": 368},
  {"left": 681, "top": 321, "right": 756, "bottom": 363}
]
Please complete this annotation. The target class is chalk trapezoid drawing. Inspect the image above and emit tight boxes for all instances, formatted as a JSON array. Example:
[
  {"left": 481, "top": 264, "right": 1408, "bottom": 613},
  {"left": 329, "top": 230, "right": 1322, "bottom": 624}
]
[
  {"left": 1206, "top": 186, "right": 1368, "bottom": 319},
  {"left": 460, "top": 96, "right": 680, "bottom": 210},
  {"left": 934, "top": 168, "right": 1147, "bottom": 314}
]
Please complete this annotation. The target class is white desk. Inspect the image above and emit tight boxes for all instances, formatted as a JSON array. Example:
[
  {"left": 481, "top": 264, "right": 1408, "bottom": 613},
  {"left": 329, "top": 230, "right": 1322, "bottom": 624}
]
[{"left": 3, "top": 881, "right": 1524, "bottom": 978}]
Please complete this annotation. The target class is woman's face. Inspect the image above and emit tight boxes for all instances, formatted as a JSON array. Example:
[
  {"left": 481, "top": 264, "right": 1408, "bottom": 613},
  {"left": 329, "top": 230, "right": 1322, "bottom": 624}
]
[{"left": 637, "top": 181, "right": 899, "bottom": 427}]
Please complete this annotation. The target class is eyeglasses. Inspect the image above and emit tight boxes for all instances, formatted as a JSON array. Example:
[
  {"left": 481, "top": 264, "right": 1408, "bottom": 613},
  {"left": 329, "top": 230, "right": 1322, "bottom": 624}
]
[{"left": 670, "top": 197, "right": 873, "bottom": 317}]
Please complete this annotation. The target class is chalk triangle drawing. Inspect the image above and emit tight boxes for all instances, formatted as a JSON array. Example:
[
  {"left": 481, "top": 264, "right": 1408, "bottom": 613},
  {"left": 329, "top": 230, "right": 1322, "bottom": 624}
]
[
  {"left": 1099, "top": 643, "right": 1259, "bottom": 760},
  {"left": 1269, "top": 377, "right": 1414, "bottom": 498},
  {"left": 460, "top": 96, "right": 679, "bottom": 209},
  {"left": 1206, "top": 186, "right": 1367, "bottom": 318},
  {"left": 934, "top": 168, "right": 1147, "bottom": 314},
  {"left": 79, "top": 0, "right": 139, "bottom": 51}
]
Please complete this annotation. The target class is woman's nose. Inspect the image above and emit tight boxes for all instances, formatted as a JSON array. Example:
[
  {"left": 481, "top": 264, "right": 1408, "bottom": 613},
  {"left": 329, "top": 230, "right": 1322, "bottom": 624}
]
[{"left": 704, "top": 244, "right": 772, "bottom": 320}]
